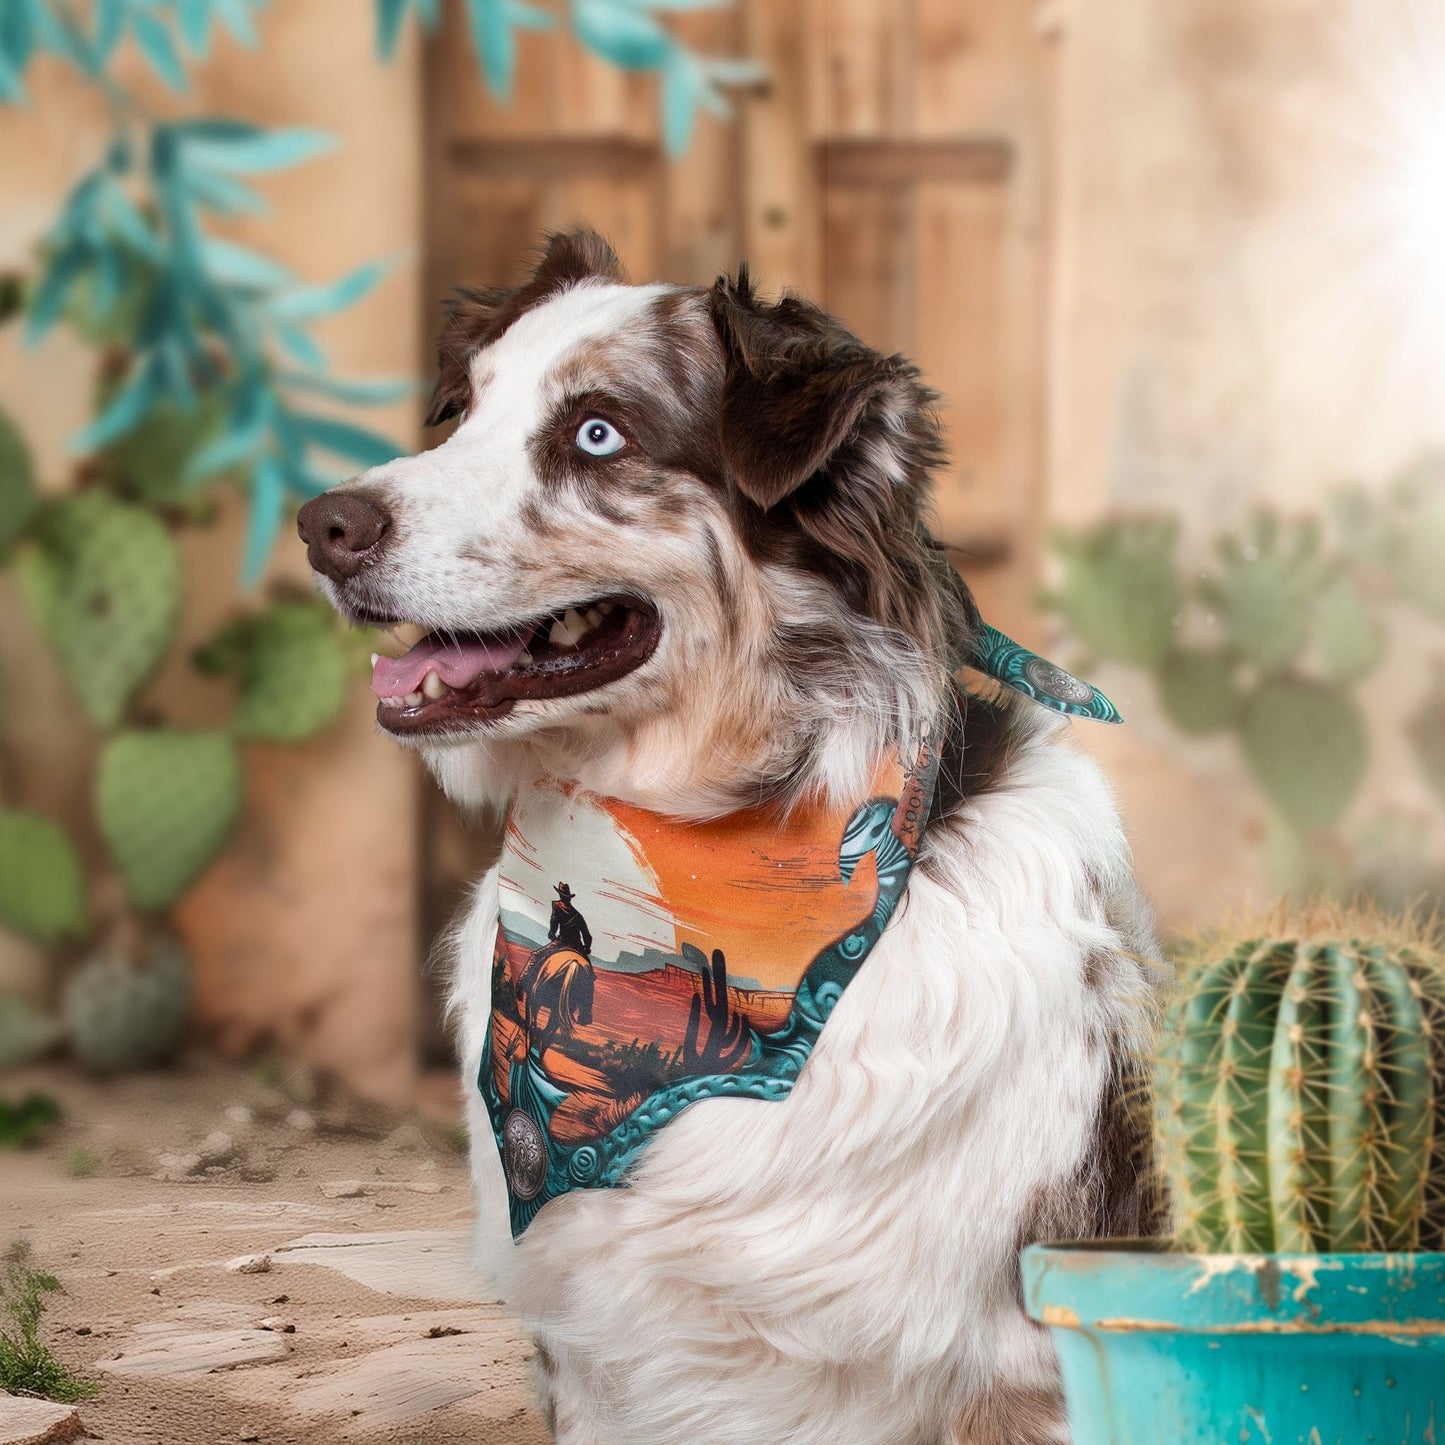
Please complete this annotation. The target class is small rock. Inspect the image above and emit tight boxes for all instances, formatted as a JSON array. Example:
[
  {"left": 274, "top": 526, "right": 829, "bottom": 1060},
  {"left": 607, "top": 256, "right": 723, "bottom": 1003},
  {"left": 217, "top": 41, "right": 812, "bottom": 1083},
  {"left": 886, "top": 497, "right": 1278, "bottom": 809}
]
[
  {"left": 285, "top": 1109, "right": 315, "bottom": 1133},
  {"left": 257, "top": 1317, "right": 295, "bottom": 1334},
  {"left": 0, "top": 1391, "right": 83, "bottom": 1443},
  {"left": 319, "top": 1180, "right": 368, "bottom": 1200},
  {"left": 153, "top": 1151, "right": 202, "bottom": 1182},
  {"left": 74, "top": 1326, "right": 91, "bottom": 1336},
  {"left": 239, "top": 1433, "right": 260, "bottom": 1443},
  {"left": 225, "top": 1104, "right": 255, "bottom": 1127},
  {"left": 404, "top": 1179, "right": 444, "bottom": 1195},
  {"left": 383, "top": 1122, "right": 429, "bottom": 1154},
  {"left": 425, "top": 1325, "right": 464, "bottom": 1338},
  {"left": 225, "top": 1253, "right": 271, "bottom": 1275},
  {"left": 268, "top": 1294, "right": 289, "bottom": 1305},
  {"left": 198, "top": 1130, "right": 235, "bottom": 1165}
]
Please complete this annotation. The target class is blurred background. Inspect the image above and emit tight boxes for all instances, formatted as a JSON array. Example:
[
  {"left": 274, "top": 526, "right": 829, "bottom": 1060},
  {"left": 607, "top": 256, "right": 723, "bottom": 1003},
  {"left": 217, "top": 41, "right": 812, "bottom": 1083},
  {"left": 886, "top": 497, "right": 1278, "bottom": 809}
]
[{"left": 2, "top": 0, "right": 1444, "bottom": 1113}]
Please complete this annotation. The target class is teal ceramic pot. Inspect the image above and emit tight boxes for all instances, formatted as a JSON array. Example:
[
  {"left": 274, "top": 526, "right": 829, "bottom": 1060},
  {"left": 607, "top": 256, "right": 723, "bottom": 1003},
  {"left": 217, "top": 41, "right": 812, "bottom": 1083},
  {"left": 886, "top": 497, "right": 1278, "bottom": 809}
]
[{"left": 1021, "top": 1244, "right": 1445, "bottom": 1444}]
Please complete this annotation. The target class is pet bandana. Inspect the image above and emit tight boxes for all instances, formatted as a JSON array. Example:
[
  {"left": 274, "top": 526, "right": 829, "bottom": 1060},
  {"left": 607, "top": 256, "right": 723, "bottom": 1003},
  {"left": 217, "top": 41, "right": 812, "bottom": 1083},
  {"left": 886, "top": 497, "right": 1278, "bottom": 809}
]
[{"left": 480, "top": 629, "right": 1119, "bottom": 1236}]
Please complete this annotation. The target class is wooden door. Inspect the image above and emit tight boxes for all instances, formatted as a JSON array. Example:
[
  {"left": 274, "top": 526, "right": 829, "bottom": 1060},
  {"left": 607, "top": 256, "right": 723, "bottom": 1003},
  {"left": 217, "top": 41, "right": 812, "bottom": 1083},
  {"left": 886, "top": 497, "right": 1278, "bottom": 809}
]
[{"left": 418, "top": 0, "right": 1056, "bottom": 1059}]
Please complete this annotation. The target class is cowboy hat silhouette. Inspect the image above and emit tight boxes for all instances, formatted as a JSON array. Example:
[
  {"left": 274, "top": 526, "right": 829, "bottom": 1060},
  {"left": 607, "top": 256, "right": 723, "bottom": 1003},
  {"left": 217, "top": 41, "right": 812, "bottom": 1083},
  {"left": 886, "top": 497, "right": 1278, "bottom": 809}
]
[{"left": 554, "top": 882, "right": 575, "bottom": 901}]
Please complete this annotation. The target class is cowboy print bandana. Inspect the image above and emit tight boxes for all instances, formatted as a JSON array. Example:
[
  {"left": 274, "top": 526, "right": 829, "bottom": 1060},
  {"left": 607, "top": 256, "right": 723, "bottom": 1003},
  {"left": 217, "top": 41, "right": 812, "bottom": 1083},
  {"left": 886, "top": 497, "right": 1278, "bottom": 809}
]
[{"left": 480, "top": 629, "right": 1118, "bottom": 1236}]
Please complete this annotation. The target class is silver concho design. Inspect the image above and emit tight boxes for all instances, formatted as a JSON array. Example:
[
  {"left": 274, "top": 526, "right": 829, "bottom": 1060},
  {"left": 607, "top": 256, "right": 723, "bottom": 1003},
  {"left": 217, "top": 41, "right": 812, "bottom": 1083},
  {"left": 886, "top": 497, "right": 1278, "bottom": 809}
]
[
  {"left": 502, "top": 1108, "right": 548, "bottom": 1201},
  {"left": 1023, "top": 655, "right": 1095, "bottom": 705}
]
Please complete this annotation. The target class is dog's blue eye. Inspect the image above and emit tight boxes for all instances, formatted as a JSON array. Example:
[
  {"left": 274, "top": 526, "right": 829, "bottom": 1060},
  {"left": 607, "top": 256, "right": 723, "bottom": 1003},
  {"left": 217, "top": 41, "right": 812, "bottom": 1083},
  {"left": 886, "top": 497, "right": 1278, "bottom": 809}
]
[{"left": 575, "top": 418, "right": 624, "bottom": 457}]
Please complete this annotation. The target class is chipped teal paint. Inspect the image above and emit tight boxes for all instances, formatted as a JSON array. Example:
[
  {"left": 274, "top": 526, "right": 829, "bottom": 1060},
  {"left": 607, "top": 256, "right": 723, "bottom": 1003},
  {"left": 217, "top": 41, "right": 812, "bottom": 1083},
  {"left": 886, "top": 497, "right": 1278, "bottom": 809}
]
[{"left": 1022, "top": 1246, "right": 1445, "bottom": 1444}]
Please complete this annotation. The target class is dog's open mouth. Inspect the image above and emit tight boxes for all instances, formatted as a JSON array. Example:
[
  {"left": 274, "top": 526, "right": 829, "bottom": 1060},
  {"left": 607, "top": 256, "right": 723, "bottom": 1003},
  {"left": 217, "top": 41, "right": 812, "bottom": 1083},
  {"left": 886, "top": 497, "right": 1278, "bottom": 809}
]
[{"left": 369, "top": 596, "right": 660, "bottom": 736}]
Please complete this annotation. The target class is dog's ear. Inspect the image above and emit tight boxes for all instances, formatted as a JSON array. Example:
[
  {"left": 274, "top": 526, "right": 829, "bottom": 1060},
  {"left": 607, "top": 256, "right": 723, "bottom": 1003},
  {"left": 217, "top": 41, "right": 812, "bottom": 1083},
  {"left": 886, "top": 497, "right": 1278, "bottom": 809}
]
[
  {"left": 709, "top": 267, "right": 917, "bottom": 511},
  {"left": 426, "top": 229, "right": 626, "bottom": 426},
  {"left": 426, "top": 286, "right": 514, "bottom": 426},
  {"left": 710, "top": 267, "right": 968, "bottom": 652}
]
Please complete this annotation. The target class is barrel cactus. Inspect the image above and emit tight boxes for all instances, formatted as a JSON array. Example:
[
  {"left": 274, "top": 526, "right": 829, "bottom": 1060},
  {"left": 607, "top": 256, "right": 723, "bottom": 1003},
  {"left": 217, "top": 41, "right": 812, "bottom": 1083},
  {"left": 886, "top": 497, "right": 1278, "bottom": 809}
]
[
  {"left": 1156, "top": 907, "right": 1445, "bottom": 1254},
  {"left": 63, "top": 938, "right": 191, "bottom": 1074}
]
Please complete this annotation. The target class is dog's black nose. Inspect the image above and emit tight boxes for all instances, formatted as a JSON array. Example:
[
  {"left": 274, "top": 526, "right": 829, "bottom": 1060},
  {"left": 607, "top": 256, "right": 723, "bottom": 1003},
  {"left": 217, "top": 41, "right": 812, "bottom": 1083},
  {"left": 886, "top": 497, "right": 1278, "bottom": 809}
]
[{"left": 297, "top": 491, "right": 391, "bottom": 583}]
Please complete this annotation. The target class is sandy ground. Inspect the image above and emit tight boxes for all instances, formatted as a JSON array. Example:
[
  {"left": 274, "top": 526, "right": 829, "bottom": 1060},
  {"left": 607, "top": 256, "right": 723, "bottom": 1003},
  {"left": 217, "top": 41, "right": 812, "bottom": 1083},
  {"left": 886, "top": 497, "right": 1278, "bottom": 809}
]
[{"left": 0, "top": 1060, "right": 551, "bottom": 1445}]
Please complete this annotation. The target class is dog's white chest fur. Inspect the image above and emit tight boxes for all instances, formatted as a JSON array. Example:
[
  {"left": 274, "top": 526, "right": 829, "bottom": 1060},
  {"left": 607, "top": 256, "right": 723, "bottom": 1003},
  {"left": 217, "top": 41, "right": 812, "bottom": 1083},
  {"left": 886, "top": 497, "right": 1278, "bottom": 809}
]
[{"left": 446, "top": 716, "right": 1158, "bottom": 1445}]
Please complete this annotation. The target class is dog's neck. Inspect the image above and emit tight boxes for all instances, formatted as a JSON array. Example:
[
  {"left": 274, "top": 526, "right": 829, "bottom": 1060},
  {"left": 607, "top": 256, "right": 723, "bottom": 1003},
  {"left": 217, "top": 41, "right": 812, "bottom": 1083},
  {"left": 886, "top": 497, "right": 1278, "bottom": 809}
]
[{"left": 423, "top": 659, "right": 951, "bottom": 823}]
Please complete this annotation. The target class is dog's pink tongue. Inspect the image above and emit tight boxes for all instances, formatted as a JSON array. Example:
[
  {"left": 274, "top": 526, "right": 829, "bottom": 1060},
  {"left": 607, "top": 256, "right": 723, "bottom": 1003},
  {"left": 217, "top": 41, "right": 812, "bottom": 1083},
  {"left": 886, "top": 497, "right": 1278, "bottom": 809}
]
[{"left": 370, "top": 631, "right": 529, "bottom": 697}]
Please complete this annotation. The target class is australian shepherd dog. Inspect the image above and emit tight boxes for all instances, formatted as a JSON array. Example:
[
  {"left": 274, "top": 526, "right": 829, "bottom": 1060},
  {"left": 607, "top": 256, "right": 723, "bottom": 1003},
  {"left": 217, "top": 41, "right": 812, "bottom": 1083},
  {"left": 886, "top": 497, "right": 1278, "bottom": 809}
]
[{"left": 299, "top": 229, "right": 1167, "bottom": 1444}]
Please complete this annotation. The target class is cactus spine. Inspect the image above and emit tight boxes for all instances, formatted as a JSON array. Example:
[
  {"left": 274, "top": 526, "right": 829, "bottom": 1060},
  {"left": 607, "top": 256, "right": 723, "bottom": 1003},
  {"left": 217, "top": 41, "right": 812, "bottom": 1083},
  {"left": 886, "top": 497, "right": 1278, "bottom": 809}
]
[{"left": 1156, "top": 911, "right": 1445, "bottom": 1253}]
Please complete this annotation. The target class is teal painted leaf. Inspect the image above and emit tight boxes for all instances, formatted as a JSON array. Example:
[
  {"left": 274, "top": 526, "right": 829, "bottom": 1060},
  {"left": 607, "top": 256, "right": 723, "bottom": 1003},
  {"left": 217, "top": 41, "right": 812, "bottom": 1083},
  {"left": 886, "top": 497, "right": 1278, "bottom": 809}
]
[
  {"left": 242, "top": 452, "right": 286, "bottom": 585},
  {"left": 182, "top": 125, "right": 336, "bottom": 175},
  {"left": 661, "top": 49, "right": 700, "bottom": 155},
  {"left": 273, "top": 321, "right": 327, "bottom": 371},
  {"left": 0, "top": 407, "right": 38, "bottom": 551},
  {"left": 97, "top": 730, "right": 243, "bottom": 909},
  {"left": 268, "top": 259, "right": 389, "bottom": 323},
  {"left": 177, "top": 0, "right": 213, "bottom": 55},
  {"left": 571, "top": 0, "right": 673, "bottom": 69},
  {"left": 0, "top": 809, "right": 88, "bottom": 944},
  {"left": 376, "top": 0, "right": 414, "bottom": 57},
  {"left": 212, "top": 0, "right": 261, "bottom": 47},
  {"left": 1238, "top": 677, "right": 1367, "bottom": 832},
  {"left": 467, "top": 0, "right": 517, "bottom": 96},
  {"left": 131, "top": 11, "right": 189, "bottom": 90},
  {"left": 200, "top": 237, "right": 294, "bottom": 290},
  {"left": 292, "top": 412, "right": 404, "bottom": 469},
  {"left": 280, "top": 371, "right": 417, "bottom": 406},
  {"left": 25, "top": 245, "right": 88, "bottom": 344},
  {"left": 70, "top": 358, "right": 161, "bottom": 452}
]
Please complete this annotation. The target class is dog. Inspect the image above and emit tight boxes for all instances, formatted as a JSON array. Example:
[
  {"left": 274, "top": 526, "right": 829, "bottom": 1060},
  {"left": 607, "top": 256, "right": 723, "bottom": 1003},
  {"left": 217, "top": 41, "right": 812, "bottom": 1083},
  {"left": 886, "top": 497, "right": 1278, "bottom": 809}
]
[{"left": 298, "top": 229, "right": 1167, "bottom": 1445}]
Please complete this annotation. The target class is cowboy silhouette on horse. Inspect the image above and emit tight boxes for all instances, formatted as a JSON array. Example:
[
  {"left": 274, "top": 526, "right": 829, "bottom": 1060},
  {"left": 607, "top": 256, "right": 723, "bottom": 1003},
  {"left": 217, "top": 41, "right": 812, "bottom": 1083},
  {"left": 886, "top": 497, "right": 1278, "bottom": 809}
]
[{"left": 518, "top": 883, "right": 597, "bottom": 1054}]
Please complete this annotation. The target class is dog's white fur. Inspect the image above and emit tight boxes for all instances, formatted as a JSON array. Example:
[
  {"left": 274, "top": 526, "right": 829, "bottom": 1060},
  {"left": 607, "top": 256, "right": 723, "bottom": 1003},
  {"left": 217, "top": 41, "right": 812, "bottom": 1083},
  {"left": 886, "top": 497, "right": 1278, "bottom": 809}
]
[{"left": 314, "top": 260, "right": 1164, "bottom": 1444}]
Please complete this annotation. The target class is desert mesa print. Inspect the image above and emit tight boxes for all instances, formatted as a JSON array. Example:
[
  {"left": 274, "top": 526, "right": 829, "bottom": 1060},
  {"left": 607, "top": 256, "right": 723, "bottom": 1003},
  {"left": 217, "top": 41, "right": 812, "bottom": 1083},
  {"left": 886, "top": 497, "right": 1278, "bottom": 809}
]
[{"left": 486, "top": 760, "right": 904, "bottom": 1150}]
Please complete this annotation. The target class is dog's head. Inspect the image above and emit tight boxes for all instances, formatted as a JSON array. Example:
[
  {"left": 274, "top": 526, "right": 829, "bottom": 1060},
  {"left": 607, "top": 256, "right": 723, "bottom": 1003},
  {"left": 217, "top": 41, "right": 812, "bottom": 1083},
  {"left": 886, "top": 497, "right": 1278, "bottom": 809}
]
[{"left": 299, "top": 229, "right": 975, "bottom": 814}]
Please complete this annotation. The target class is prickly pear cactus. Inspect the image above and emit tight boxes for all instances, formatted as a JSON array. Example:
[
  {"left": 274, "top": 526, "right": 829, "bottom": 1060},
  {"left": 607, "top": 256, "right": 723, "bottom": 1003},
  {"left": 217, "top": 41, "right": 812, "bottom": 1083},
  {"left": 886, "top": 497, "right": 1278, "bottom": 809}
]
[
  {"left": 1382, "top": 455, "right": 1445, "bottom": 619},
  {"left": 1045, "top": 517, "right": 1182, "bottom": 667},
  {"left": 1409, "top": 660, "right": 1445, "bottom": 812},
  {"left": 226, "top": 601, "right": 350, "bottom": 742},
  {"left": 1200, "top": 511, "right": 1325, "bottom": 674},
  {"left": 1156, "top": 648, "right": 1242, "bottom": 737},
  {"left": 1238, "top": 677, "right": 1366, "bottom": 832},
  {"left": 63, "top": 939, "right": 191, "bottom": 1074},
  {"left": 99, "top": 390, "right": 230, "bottom": 506},
  {"left": 21, "top": 493, "right": 180, "bottom": 728},
  {"left": 1156, "top": 909, "right": 1445, "bottom": 1253},
  {"left": 0, "top": 407, "right": 37, "bottom": 552},
  {"left": 97, "top": 730, "right": 243, "bottom": 910},
  {"left": 0, "top": 808, "right": 88, "bottom": 944}
]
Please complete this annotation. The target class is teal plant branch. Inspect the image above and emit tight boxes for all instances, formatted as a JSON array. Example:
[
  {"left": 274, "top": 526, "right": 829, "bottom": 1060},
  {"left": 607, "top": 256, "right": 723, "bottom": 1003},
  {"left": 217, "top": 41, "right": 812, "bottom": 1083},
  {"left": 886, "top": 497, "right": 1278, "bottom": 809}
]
[
  {"left": 3, "top": 0, "right": 760, "bottom": 579},
  {"left": 378, "top": 0, "right": 766, "bottom": 156}
]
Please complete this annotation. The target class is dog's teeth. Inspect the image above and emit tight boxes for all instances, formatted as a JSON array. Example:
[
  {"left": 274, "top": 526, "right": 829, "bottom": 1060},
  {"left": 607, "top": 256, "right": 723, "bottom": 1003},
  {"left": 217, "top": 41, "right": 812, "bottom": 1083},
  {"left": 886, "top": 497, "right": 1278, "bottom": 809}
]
[
  {"left": 549, "top": 618, "right": 579, "bottom": 648},
  {"left": 584, "top": 607, "right": 604, "bottom": 629},
  {"left": 404, "top": 691, "right": 424, "bottom": 708},
  {"left": 370, "top": 653, "right": 380, "bottom": 668},
  {"left": 518, "top": 649, "right": 534, "bottom": 666},
  {"left": 383, "top": 695, "right": 403, "bottom": 708},
  {"left": 422, "top": 671, "right": 446, "bottom": 699},
  {"left": 596, "top": 600, "right": 615, "bottom": 616}
]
